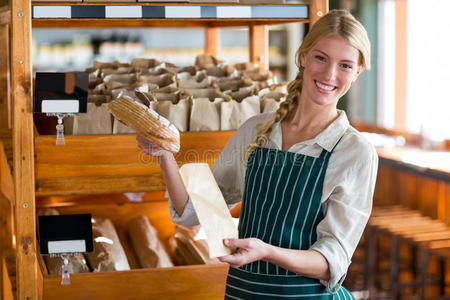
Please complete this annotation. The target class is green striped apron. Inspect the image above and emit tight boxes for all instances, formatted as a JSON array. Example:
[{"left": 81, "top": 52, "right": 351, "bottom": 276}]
[{"left": 225, "top": 145, "right": 354, "bottom": 299}]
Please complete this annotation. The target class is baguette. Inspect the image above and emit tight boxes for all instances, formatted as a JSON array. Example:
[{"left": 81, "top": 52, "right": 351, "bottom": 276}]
[{"left": 108, "top": 96, "right": 180, "bottom": 153}]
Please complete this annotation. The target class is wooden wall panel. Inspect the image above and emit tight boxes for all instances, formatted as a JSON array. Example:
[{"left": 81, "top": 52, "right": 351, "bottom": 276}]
[
  {"left": 0, "top": 24, "right": 11, "bottom": 130},
  {"left": 11, "top": 0, "right": 38, "bottom": 298}
]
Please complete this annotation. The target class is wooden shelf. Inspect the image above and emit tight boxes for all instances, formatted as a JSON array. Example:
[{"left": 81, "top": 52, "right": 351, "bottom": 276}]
[
  {"left": 35, "top": 131, "right": 235, "bottom": 196},
  {"left": 31, "top": 2, "right": 310, "bottom": 27},
  {"left": 33, "top": 18, "right": 307, "bottom": 27}
]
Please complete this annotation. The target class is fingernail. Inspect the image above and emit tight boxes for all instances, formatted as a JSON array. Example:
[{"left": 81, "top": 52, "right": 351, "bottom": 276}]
[{"left": 223, "top": 239, "right": 229, "bottom": 246}]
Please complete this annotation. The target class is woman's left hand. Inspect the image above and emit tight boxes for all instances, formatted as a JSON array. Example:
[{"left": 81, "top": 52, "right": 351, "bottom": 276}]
[{"left": 218, "top": 238, "right": 270, "bottom": 268}]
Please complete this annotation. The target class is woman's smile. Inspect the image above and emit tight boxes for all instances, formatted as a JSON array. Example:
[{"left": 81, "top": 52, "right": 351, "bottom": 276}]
[{"left": 314, "top": 80, "right": 337, "bottom": 93}]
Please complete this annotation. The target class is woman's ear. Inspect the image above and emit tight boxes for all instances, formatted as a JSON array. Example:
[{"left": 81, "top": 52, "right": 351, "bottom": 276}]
[
  {"left": 352, "top": 66, "right": 363, "bottom": 83},
  {"left": 300, "top": 52, "right": 306, "bottom": 68}
]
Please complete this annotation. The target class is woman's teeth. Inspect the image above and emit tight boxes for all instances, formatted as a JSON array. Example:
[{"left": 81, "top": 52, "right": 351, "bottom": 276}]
[{"left": 315, "top": 81, "right": 335, "bottom": 91}]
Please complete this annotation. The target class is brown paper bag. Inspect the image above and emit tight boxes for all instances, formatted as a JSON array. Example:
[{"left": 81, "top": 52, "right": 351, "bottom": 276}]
[
  {"left": 138, "top": 73, "right": 176, "bottom": 88},
  {"left": 195, "top": 54, "right": 223, "bottom": 69},
  {"left": 91, "top": 83, "right": 108, "bottom": 95},
  {"left": 214, "top": 77, "right": 253, "bottom": 92},
  {"left": 179, "top": 163, "right": 238, "bottom": 258},
  {"left": 233, "top": 62, "right": 259, "bottom": 71},
  {"left": 85, "top": 217, "right": 130, "bottom": 272},
  {"left": 190, "top": 98, "right": 223, "bottom": 131},
  {"left": 127, "top": 215, "right": 174, "bottom": 268},
  {"left": 89, "top": 73, "right": 102, "bottom": 89},
  {"left": 131, "top": 58, "right": 161, "bottom": 69},
  {"left": 178, "top": 77, "right": 210, "bottom": 89},
  {"left": 225, "top": 85, "right": 256, "bottom": 102},
  {"left": 165, "top": 65, "right": 197, "bottom": 77},
  {"left": 93, "top": 61, "right": 115, "bottom": 69},
  {"left": 73, "top": 103, "right": 113, "bottom": 135},
  {"left": 221, "top": 96, "right": 260, "bottom": 130},
  {"left": 103, "top": 73, "right": 137, "bottom": 85},
  {"left": 101, "top": 67, "right": 134, "bottom": 77},
  {"left": 260, "top": 92, "right": 286, "bottom": 113},
  {"left": 153, "top": 98, "right": 190, "bottom": 132},
  {"left": 184, "top": 88, "right": 229, "bottom": 102},
  {"left": 205, "top": 65, "right": 236, "bottom": 78},
  {"left": 88, "top": 94, "right": 111, "bottom": 105}
]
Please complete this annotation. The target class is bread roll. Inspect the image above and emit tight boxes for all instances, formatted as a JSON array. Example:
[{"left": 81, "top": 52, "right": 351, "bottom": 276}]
[
  {"left": 127, "top": 215, "right": 174, "bottom": 268},
  {"left": 85, "top": 217, "right": 130, "bottom": 272},
  {"left": 108, "top": 96, "right": 180, "bottom": 153}
]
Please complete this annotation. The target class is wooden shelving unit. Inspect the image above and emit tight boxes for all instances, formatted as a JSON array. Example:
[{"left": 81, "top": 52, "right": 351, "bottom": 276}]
[{"left": 1, "top": 1, "right": 328, "bottom": 299}]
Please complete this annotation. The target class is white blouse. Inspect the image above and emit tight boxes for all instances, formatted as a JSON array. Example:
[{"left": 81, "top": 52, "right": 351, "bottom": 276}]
[{"left": 168, "top": 110, "right": 378, "bottom": 289}]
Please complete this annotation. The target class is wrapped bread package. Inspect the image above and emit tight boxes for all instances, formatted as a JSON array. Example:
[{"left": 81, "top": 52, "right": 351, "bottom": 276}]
[
  {"left": 44, "top": 255, "right": 90, "bottom": 276},
  {"left": 173, "top": 225, "right": 220, "bottom": 265},
  {"left": 179, "top": 163, "right": 238, "bottom": 258},
  {"left": 85, "top": 217, "right": 130, "bottom": 272},
  {"left": 127, "top": 215, "right": 174, "bottom": 268},
  {"left": 108, "top": 95, "right": 180, "bottom": 153}
]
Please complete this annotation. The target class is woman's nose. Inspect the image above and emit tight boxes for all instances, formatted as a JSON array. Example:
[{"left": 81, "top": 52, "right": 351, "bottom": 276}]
[{"left": 323, "top": 64, "right": 337, "bottom": 81}]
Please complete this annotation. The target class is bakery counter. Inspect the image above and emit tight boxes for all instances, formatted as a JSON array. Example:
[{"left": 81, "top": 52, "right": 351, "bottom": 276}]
[
  {"left": 377, "top": 147, "right": 450, "bottom": 182},
  {"left": 373, "top": 146, "right": 450, "bottom": 225}
]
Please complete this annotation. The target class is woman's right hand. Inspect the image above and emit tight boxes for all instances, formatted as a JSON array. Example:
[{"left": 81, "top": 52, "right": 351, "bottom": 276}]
[
  {"left": 137, "top": 133, "right": 189, "bottom": 216},
  {"left": 136, "top": 133, "right": 169, "bottom": 157}
]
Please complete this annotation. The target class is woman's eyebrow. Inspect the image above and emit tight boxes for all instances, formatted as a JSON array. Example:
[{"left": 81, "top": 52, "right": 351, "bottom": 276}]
[{"left": 313, "top": 49, "right": 357, "bottom": 64}]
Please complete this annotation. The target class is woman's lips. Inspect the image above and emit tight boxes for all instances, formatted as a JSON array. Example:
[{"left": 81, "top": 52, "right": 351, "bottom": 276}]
[{"left": 314, "top": 80, "right": 337, "bottom": 92}]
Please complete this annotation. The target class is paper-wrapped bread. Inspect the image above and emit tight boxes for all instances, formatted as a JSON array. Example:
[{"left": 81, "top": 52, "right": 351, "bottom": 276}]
[
  {"left": 85, "top": 217, "right": 130, "bottom": 272},
  {"left": 108, "top": 96, "right": 180, "bottom": 153},
  {"left": 127, "top": 215, "right": 174, "bottom": 268}
]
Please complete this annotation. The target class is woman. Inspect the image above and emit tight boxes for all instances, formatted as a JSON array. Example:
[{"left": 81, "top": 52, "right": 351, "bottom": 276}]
[{"left": 137, "top": 9, "right": 378, "bottom": 299}]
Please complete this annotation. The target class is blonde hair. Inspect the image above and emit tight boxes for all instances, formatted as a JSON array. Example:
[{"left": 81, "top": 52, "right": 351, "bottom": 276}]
[{"left": 243, "top": 9, "right": 371, "bottom": 163}]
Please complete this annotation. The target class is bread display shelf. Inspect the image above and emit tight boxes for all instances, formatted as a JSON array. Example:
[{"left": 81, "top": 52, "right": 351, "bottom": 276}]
[
  {"left": 36, "top": 194, "right": 229, "bottom": 300},
  {"left": 35, "top": 131, "right": 235, "bottom": 196}
]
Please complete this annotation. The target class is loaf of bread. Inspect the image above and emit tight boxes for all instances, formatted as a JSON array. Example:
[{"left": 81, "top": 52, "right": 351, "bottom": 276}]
[
  {"left": 85, "top": 217, "right": 130, "bottom": 272},
  {"left": 173, "top": 225, "right": 219, "bottom": 265},
  {"left": 127, "top": 215, "right": 174, "bottom": 268},
  {"left": 44, "top": 255, "right": 90, "bottom": 275},
  {"left": 108, "top": 95, "right": 180, "bottom": 153}
]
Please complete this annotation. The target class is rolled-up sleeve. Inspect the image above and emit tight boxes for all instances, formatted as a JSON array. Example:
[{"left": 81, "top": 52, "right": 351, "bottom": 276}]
[
  {"left": 310, "top": 136, "right": 378, "bottom": 289},
  {"left": 167, "top": 193, "right": 199, "bottom": 227}
]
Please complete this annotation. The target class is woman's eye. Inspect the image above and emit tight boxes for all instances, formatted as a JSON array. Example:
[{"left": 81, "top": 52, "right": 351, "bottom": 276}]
[
  {"left": 341, "top": 63, "right": 353, "bottom": 70},
  {"left": 315, "top": 55, "right": 326, "bottom": 62}
]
